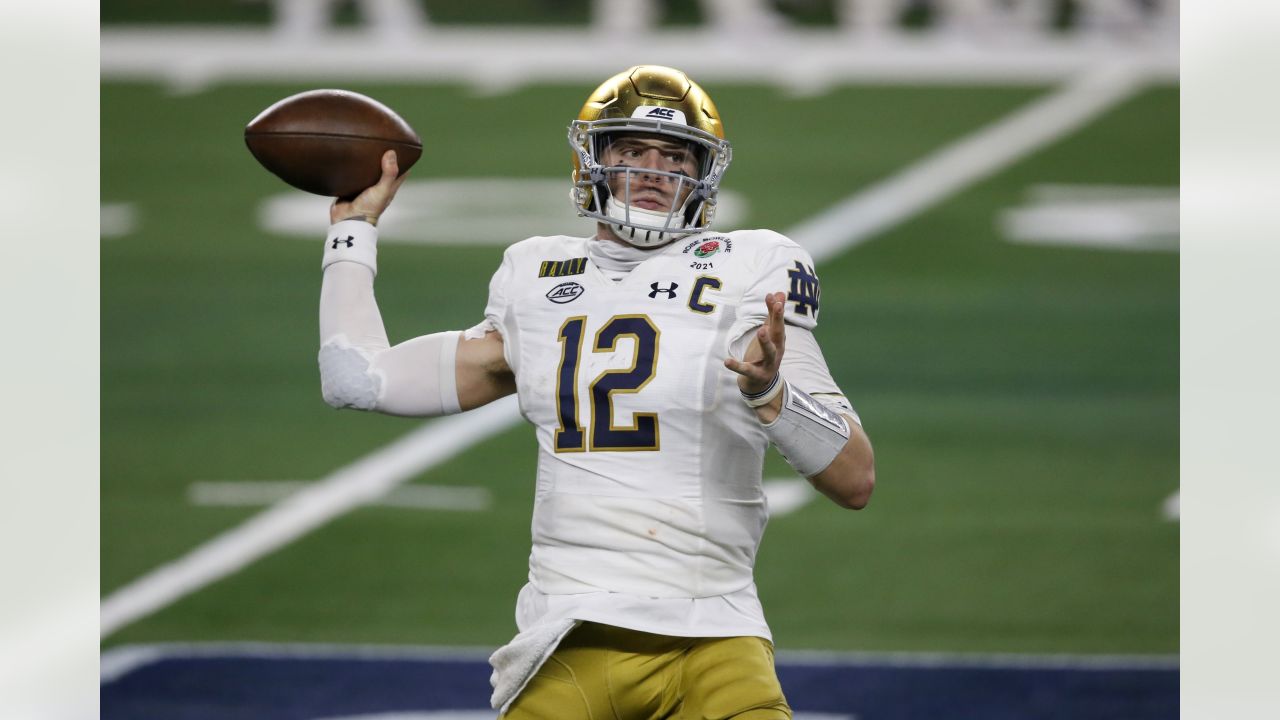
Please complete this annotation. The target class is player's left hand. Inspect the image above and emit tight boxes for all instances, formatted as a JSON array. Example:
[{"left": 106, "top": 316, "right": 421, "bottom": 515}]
[{"left": 725, "top": 291, "right": 786, "bottom": 394}]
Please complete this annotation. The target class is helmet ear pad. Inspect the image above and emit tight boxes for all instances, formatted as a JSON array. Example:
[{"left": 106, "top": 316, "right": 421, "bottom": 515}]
[
  {"left": 593, "top": 178, "right": 612, "bottom": 207},
  {"left": 682, "top": 187, "right": 709, "bottom": 226}
]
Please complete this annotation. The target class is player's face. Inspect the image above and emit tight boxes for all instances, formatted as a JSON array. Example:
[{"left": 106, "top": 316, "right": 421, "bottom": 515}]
[{"left": 600, "top": 134, "right": 700, "bottom": 212}]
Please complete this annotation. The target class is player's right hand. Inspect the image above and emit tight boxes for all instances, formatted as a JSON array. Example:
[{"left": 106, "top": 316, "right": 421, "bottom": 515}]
[
  {"left": 725, "top": 291, "right": 787, "bottom": 396},
  {"left": 330, "top": 150, "right": 408, "bottom": 225}
]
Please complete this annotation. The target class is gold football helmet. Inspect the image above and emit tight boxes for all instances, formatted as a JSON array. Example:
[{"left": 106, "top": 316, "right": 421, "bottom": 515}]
[{"left": 568, "top": 65, "right": 733, "bottom": 247}]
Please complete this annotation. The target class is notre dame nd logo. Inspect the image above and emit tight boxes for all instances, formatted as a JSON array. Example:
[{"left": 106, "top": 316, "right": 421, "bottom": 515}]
[{"left": 787, "top": 261, "right": 820, "bottom": 318}]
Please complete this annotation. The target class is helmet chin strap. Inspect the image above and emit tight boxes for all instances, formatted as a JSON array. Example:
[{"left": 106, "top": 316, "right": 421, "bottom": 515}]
[{"left": 602, "top": 195, "right": 693, "bottom": 248}]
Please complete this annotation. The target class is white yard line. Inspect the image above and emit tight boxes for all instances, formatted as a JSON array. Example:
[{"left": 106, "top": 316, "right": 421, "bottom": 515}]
[
  {"left": 101, "top": 69, "right": 1145, "bottom": 639},
  {"left": 100, "top": 397, "right": 521, "bottom": 638},
  {"left": 763, "top": 478, "right": 818, "bottom": 517},
  {"left": 188, "top": 481, "right": 492, "bottom": 511},
  {"left": 778, "top": 648, "right": 1179, "bottom": 671},
  {"left": 100, "top": 202, "right": 137, "bottom": 238},
  {"left": 99, "top": 28, "right": 1176, "bottom": 92},
  {"left": 792, "top": 65, "right": 1147, "bottom": 262},
  {"left": 999, "top": 183, "right": 1179, "bottom": 253},
  {"left": 101, "top": 641, "right": 1178, "bottom": 685}
]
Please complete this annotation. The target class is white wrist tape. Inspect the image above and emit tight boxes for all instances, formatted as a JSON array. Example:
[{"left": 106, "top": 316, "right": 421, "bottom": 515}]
[
  {"left": 740, "top": 373, "right": 783, "bottom": 407},
  {"left": 763, "top": 381, "right": 852, "bottom": 477},
  {"left": 322, "top": 219, "right": 379, "bottom": 275}
]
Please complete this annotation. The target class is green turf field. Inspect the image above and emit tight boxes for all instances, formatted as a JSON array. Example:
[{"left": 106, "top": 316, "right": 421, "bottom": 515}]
[{"left": 101, "top": 80, "right": 1177, "bottom": 655}]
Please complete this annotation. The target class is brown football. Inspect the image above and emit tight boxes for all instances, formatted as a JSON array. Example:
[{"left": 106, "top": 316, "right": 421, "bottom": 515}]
[{"left": 244, "top": 89, "right": 422, "bottom": 198}]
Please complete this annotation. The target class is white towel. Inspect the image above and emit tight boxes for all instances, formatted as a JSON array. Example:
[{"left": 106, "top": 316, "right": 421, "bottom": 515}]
[{"left": 489, "top": 618, "right": 579, "bottom": 713}]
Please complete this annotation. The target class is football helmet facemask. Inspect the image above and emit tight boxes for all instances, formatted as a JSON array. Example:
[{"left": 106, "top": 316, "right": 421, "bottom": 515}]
[{"left": 569, "top": 65, "right": 732, "bottom": 248}]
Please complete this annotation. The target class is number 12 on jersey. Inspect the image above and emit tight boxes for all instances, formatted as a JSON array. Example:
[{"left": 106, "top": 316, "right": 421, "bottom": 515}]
[{"left": 554, "top": 315, "right": 660, "bottom": 452}]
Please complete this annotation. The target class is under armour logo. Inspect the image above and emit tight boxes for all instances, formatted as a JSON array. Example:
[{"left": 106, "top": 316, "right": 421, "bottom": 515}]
[
  {"left": 648, "top": 282, "right": 679, "bottom": 299},
  {"left": 331, "top": 235, "right": 354, "bottom": 249},
  {"left": 786, "top": 261, "right": 820, "bottom": 317}
]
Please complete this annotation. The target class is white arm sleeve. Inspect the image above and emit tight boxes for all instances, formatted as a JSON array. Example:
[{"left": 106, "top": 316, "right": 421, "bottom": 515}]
[
  {"left": 318, "top": 222, "right": 462, "bottom": 417},
  {"left": 777, "top": 327, "right": 861, "bottom": 427}
]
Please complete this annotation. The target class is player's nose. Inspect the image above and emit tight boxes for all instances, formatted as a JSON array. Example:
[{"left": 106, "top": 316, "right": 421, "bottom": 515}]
[
  {"left": 637, "top": 148, "right": 667, "bottom": 171},
  {"left": 635, "top": 151, "right": 672, "bottom": 184}
]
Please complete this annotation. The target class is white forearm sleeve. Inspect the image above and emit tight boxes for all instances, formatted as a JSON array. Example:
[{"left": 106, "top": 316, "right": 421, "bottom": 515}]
[
  {"left": 731, "top": 325, "right": 862, "bottom": 477},
  {"left": 762, "top": 381, "right": 852, "bottom": 477},
  {"left": 318, "top": 223, "right": 462, "bottom": 417}
]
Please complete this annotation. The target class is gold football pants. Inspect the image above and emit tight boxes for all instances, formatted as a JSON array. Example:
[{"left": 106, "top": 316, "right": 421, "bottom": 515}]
[{"left": 502, "top": 622, "right": 792, "bottom": 720}]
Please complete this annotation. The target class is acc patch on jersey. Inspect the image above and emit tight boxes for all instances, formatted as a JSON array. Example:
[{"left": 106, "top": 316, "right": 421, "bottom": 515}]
[{"left": 546, "top": 281, "right": 585, "bottom": 304}]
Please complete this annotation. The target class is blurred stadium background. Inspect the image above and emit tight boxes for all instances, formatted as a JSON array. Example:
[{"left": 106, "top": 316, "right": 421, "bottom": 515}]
[{"left": 100, "top": 1, "right": 1179, "bottom": 717}]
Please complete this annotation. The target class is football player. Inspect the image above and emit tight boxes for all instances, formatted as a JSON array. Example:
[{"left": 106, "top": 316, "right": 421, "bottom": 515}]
[{"left": 317, "top": 65, "right": 875, "bottom": 719}]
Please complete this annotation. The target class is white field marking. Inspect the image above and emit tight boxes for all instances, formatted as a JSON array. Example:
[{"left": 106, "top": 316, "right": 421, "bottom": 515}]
[
  {"left": 101, "top": 641, "right": 1179, "bottom": 685},
  {"left": 1025, "top": 184, "right": 1178, "bottom": 202},
  {"left": 102, "top": 69, "right": 1146, "bottom": 638},
  {"left": 791, "top": 65, "right": 1148, "bottom": 263},
  {"left": 99, "top": 28, "right": 1177, "bottom": 92},
  {"left": 258, "top": 179, "right": 747, "bottom": 246},
  {"left": 1000, "top": 183, "right": 1179, "bottom": 252},
  {"left": 1162, "top": 490, "right": 1179, "bottom": 521},
  {"left": 188, "top": 481, "right": 491, "bottom": 511},
  {"left": 99, "top": 645, "right": 169, "bottom": 684},
  {"left": 100, "top": 396, "right": 523, "bottom": 639},
  {"left": 101, "top": 202, "right": 136, "bottom": 238},
  {"left": 317, "top": 707, "right": 496, "bottom": 712},
  {"left": 100, "top": 642, "right": 494, "bottom": 683},
  {"left": 763, "top": 477, "right": 818, "bottom": 517},
  {"left": 777, "top": 648, "right": 1179, "bottom": 671},
  {"left": 153, "top": 710, "right": 845, "bottom": 720}
]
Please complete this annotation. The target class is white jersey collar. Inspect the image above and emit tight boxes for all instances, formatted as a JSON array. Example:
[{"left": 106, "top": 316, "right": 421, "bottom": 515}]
[{"left": 587, "top": 234, "right": 670, "bottom": 279}]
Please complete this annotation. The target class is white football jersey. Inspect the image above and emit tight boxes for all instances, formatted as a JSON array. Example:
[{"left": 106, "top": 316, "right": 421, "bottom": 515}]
[{"left": 484, "top": 229, "right": 825, "bottom": 601}]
